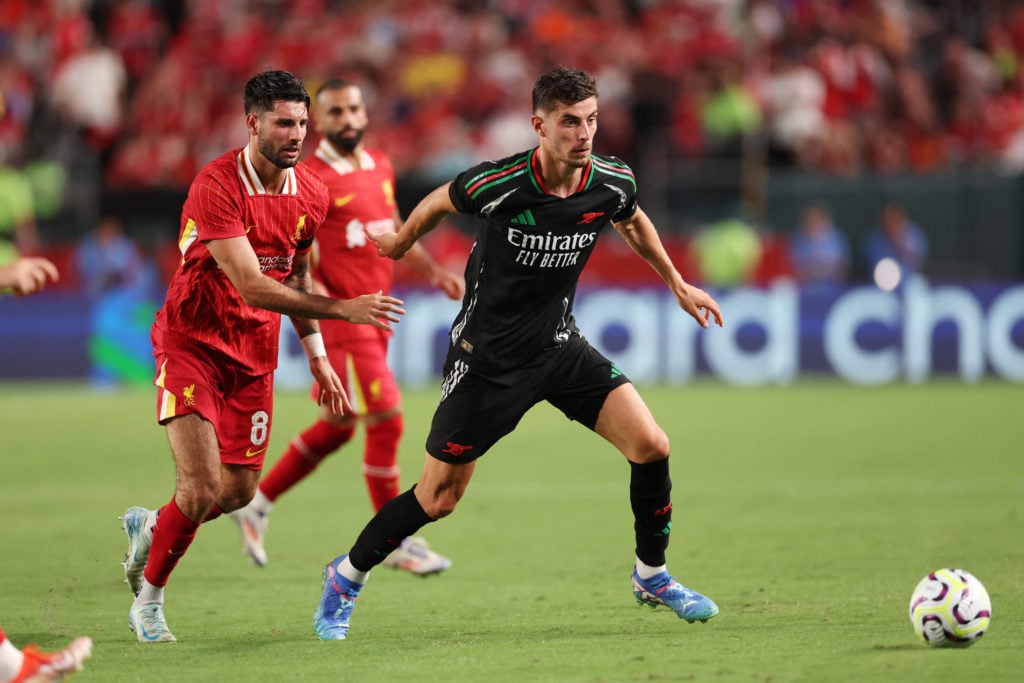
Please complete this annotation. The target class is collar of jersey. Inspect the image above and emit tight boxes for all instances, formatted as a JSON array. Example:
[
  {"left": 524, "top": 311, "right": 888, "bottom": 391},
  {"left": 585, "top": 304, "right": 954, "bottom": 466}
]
[
  {"left": 530, "top": 147, "right": 593, "bottom": 196},
  {"left": 315, "top": 139, "right": 375, "bottom": 176},
  {"left": 236, "top": 145, "right": 297, "bottom": 196}
]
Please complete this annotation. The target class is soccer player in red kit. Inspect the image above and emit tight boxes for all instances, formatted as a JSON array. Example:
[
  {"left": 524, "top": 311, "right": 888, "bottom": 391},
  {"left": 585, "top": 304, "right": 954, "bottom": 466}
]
[
  {"left": 230, "top": 79, "right": 464, "bottom": 575},
  {"left": 117, "top": 70, "right": 405, "bottom": 644}
]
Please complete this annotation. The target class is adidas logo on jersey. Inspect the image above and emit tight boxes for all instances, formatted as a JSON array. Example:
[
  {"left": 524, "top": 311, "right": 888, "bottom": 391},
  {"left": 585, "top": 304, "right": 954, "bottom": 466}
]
[{"left": 510, "top": 209, "right": 536, "bottom": 226}]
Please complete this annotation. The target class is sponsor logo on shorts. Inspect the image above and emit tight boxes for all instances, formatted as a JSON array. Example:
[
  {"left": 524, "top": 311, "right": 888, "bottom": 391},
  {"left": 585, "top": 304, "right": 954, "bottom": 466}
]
[
  {"left": 442, "top": 442, "right": 474, "bottom": 457},
  {"left": 245, "top": 446, "right": 267, "bottom": 458},
  {"left": 182, "top": 384, "right": 196, "bottom": 407}
]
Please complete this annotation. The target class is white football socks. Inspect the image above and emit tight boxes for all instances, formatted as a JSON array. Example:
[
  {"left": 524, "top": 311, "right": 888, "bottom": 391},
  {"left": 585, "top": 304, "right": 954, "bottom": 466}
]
[
  {"left": 249, "top": 489, "right": 274, "bottom": 516},
  {"left": 0, "top": 637, "right": 24, "bottom": 682},
  {"left": 135, "top": 579, "right": 165, "bottom": 606},
  {"left": 635, "top": 556, "right": 667, "bottom": 580},
  {"left": 338, "top": 556, "right": 369, "bottom": 584}
]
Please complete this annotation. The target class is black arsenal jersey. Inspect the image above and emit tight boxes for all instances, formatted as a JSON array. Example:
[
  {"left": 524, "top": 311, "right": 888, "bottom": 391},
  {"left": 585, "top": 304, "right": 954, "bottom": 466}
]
[{"left": 447, "top": 147, "right": 638, "bottom": 374}]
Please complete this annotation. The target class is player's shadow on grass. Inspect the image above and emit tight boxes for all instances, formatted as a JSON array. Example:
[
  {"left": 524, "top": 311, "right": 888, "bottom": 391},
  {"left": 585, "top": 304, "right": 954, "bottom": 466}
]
[{"left": 871, "top": 643, "right": 927, "bottom": 651}]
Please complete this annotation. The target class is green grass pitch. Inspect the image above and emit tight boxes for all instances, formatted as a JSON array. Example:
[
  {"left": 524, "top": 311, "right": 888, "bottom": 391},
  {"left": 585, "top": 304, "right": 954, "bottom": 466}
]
[{"left": 0, "top": 381, "right": 1021, "bottom": 682}]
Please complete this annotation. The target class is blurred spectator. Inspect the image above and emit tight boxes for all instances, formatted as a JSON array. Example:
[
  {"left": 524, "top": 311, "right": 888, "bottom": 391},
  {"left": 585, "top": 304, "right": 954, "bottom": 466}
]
[
  {"left": 0, "top": 53, "right": 36, "bottom": 162},
  {"left": 788, "top": 203, "right": 851, "bottom": 286},
  {"left": 75, "top": 215, "right": 156, "bottom": 389},
  {"left": 104, "top": 0, "right": 169, "bottom": 86},
  {"left": 74, "top": 214, "right": 147, "bottom": 298},
  {"left": 762, "top": 47, "right": 828, "bottom": 167},
  {"left": 865, "top": 201, "right": 929, "bottom": 288},
  {"left": 892, "top": 64, "right": 949, "bottom": 174},
  {"left": 4, "top": 0, "right": 1024, "bottom": 196},
  {"left": 50, "top": 22, "right": 127, "bottom": 160},
  {"left": 700, "top": 58, "right": 763, "bottom": 154},
  {"left": 0, "top": 160, "right": 39, "bottom": 262},
  {"left": 691, "top": 216, "right": 763, "bottom": 287}
]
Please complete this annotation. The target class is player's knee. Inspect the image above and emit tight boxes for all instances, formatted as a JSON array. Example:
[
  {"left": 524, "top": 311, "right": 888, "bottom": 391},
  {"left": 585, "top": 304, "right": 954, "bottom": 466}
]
[
  {"left": 365, "top": 411, "right": 403, "bottom": 441},
  {"left": 364, "top": 413, "right": 403, "bottom": 455},
  {"left": 418, "top": 486, "right": 463, "bottom": 519},
  {"left": 630, "top": 427, "right": 670, "bottom": 464},
  {"left": 309, "top": 418, "right": 356, "bottom": 455},
  {"left": 175, "top": 480, "right": 221, "bottom": 518},
  {"left": 322, "top": 411, "right": 357, "bottom": 432},
  {"left": 423, "top": 496, "right": 459, "bottom": 519},
  {"left": 217, "top": 486, "right": 257, "bottom": 513}
]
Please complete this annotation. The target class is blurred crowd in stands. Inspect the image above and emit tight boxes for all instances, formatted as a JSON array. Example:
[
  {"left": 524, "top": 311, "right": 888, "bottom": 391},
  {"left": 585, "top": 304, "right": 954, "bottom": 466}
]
[
  {"left": 4, "top": 0, "right": 1024, "bottom": 187},
  {"left": 3, "top": 0, "right": 1019, "bottom": 292}
]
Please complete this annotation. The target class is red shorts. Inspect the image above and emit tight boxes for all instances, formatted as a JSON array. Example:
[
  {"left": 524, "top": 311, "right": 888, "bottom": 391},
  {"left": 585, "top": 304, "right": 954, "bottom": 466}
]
[
  {"left": 153, "top": 332, "right": 275, "bottom": 470},
  {"left": 312, "top": 337, "right": 400, "bottom": 415}
]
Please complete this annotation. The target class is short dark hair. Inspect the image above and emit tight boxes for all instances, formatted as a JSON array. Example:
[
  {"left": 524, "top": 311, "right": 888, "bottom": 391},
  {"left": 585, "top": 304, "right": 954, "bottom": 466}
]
[
  {"left": 316, "top": 78, "right": 354, "bottom": 98},
  {"left": 532, "top": 67, "right": 598, "bottom": 114},
  {"left": 244, "top": 70, "right": 310, "bottom": 115}
]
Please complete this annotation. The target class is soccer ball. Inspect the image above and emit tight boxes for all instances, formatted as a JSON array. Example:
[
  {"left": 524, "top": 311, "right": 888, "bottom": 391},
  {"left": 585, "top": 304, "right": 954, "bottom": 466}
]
[{"left": 908, "top": 568, "right": 992, "bottom": 647}]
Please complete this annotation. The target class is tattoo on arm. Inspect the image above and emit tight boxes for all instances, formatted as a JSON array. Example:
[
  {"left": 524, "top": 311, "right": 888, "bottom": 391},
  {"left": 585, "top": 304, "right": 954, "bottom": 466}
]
[{"left": 284, "top": 258, "right": 312, "bottom": 293}]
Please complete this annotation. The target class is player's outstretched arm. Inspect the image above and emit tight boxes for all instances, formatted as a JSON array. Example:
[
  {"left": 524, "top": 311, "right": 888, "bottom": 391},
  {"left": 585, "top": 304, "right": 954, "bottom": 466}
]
[
  {"left": 0, "top": 256, "right": 59, "bottom": 296},
  {"left": 613, "top": 207, "right": 723, "bottom": 329},
  {"left": 370, "top": 182, "right": 458, "bottom": 260},
  {"left": 207, "top": 236, "right": 405, "bottom": 330},
  {"left": 373, "top": 206, "right": 465, "bottom": 301}
]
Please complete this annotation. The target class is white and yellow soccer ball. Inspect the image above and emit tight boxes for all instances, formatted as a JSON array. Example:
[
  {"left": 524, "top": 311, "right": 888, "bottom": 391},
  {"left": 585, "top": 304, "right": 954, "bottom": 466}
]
[{"left": 909, "top": 568, "right": 992, "bottom": 647}]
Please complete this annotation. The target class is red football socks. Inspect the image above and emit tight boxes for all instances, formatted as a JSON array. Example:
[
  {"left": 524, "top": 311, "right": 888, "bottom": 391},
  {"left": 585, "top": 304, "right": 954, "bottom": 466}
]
[
  {"left": 260, "top": 420, "right": 354, "bottom": 501},
  {"left": 144, "top": 497, "right": 198, "bottom": 588},
  {"left": 363, "top": 414, "right": 403, "bottom": 511}
]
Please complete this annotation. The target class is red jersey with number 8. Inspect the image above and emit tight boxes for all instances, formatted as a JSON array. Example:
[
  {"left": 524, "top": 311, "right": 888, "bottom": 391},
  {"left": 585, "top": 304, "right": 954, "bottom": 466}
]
[{"left": 153, "top": 146, "right": 329, "bottom": 375}]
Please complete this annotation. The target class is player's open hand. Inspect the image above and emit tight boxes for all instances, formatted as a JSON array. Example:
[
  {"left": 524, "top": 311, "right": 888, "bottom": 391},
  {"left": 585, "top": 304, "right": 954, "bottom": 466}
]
[
  {"left": 345, "top": 290, "right": 406, "bottom": 331},
  {"left": 677, "top": 282, "right": 724, "bottom": 329},
  {"left": 1, "top": 257, "right": 59, "bottom": 296},
  {"left": 308, "top": 356, "right": 353, "bottom": 416},
  {"left": 432, "top": 270, "right": 465, "bottom": 301}
]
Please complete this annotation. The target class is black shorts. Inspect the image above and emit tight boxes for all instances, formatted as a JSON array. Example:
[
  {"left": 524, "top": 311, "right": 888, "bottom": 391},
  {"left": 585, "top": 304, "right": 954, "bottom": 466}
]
[{"left": 425, "top": 333, "right": 631, "bottom": 463}]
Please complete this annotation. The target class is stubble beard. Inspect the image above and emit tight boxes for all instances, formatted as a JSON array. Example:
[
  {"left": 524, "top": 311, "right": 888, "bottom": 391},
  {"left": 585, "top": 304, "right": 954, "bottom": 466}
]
[
  {"left": 567, "top": 153, "right": 589, "bottom": 169},
  {"left": 327, "top": 128, "right": 364, "bottom": 153},
  {"left": 259, "top": 137, "right": 300, "bottom": 169}
]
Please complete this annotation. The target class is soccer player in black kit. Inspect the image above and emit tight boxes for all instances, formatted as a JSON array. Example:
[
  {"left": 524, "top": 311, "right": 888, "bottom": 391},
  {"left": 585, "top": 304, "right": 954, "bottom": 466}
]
[{"left": 313, "top": 67, "right": 725, "bottom": 640}]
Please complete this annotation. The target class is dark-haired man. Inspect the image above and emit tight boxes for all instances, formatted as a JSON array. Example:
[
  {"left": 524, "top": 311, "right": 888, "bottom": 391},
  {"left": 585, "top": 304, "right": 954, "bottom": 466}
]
[
  {"left": 118, "top": 70, "right": 405, "bottom": 643},
  {"left": 313, "top": 67, "right": 724, "bottom": 640},
  {"left": 230, "top": 79, "right": 463, "bottom": 576}
]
